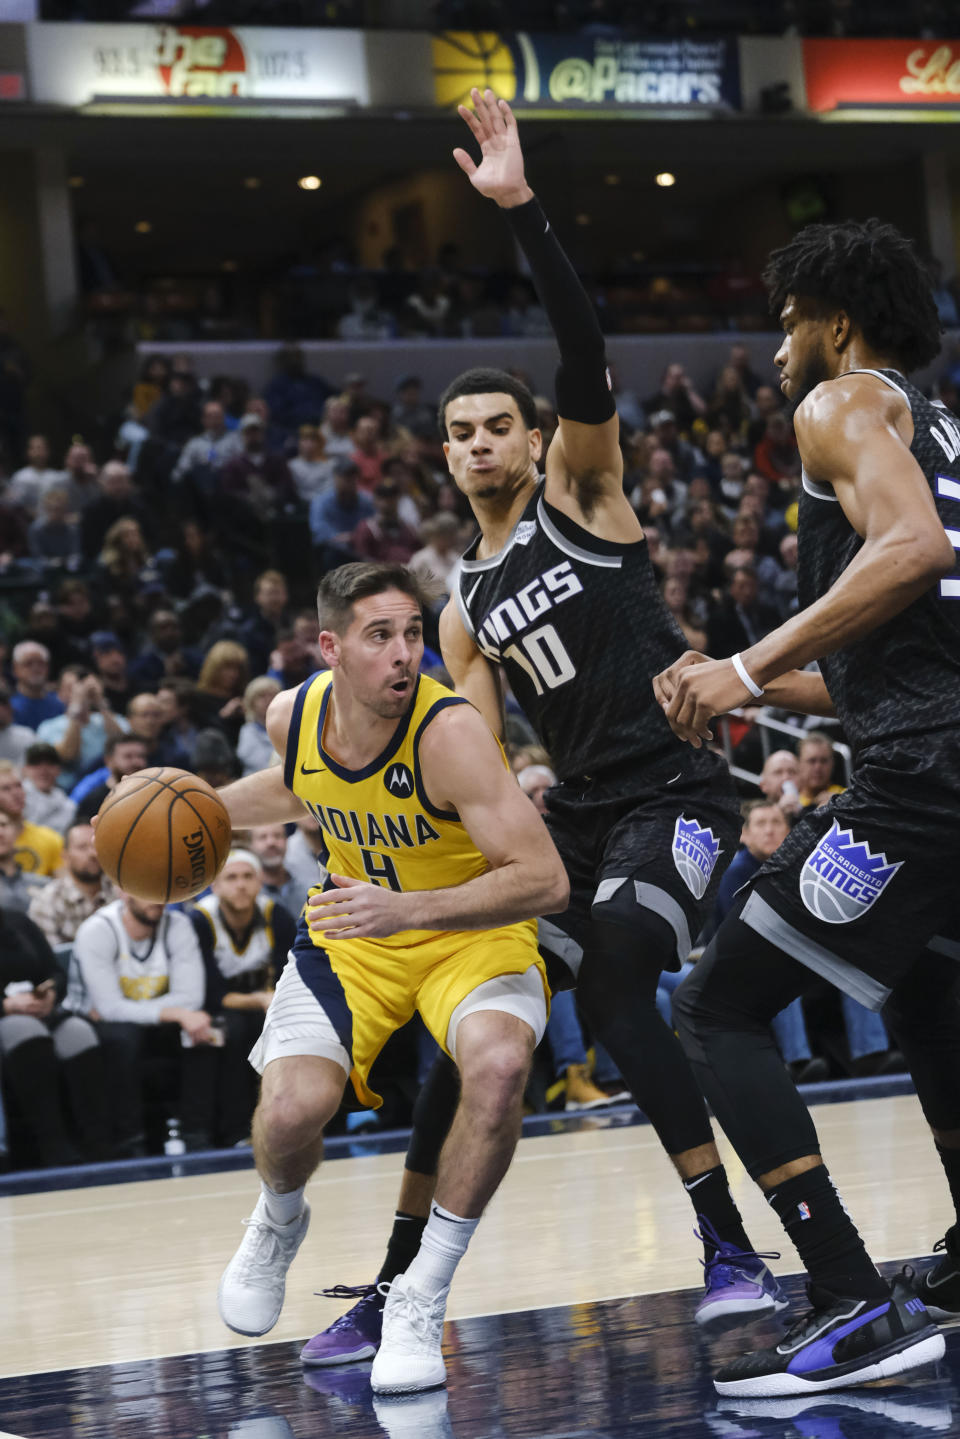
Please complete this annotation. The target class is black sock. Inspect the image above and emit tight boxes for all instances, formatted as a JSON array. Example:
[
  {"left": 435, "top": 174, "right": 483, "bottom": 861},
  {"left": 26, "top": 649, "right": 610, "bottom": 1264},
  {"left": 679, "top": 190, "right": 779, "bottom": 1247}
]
[
  {"left": 376, "top": 1210, "right": 428, "bottom": 1294},
  {"left": 935, "top": 1145, "right": 960, "bottom": 1243},
  {"left": 684, "top": 1164, "right": 752, "bottom": 1258},
  {"left": 767, "top": 1166, "right": 887, "bottom": 1302}
]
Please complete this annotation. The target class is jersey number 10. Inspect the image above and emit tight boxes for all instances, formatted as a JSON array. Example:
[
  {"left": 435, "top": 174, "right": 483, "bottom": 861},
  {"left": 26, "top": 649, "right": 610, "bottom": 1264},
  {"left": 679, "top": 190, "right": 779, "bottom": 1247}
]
[{"left": 503, "top": 623, "right": 577, "bottom": 695}]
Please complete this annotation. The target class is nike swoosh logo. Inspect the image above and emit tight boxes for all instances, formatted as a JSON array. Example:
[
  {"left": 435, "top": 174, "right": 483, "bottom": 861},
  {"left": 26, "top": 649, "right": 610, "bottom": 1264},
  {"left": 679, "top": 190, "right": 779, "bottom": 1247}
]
[
  {"left": 683, "top": 1173, "right": 712, "bottom": 1191},
  {"left": 431, "top": 1205, "right": 460, "bottom": 1224},
  {"left": 300, "top": 763, "right": 326, "bottom": 775}
]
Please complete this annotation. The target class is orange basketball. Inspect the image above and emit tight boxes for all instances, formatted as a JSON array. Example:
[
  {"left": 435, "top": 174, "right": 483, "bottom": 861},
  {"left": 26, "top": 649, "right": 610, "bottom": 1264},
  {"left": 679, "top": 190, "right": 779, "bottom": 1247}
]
[{"left": 94, "top": 767, "right": 232, "bottom": 902}]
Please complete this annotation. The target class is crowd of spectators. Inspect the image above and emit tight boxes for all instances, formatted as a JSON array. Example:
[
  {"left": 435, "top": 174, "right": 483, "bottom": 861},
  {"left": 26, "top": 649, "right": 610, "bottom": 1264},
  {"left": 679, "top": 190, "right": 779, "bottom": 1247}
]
[{"left": 0, "top": 333, "right": 943, "bottom": 1172}]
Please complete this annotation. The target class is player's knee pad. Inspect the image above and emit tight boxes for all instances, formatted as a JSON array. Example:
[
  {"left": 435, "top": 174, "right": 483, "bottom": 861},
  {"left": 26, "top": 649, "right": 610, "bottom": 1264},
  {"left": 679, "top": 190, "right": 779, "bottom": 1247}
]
[
  {"left": 407, "top": 1052, "right": 459, "bottom": 1176},
  {"left": 591, "top": 873, "right": 690, "bottom": 972}
]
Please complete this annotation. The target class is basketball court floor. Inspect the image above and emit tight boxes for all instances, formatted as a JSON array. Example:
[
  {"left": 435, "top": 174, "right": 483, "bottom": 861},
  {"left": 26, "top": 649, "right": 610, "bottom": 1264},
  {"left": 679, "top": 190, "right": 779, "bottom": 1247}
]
[{"left": 1, "top": 1082, "right": 957, "bottom": 1439}]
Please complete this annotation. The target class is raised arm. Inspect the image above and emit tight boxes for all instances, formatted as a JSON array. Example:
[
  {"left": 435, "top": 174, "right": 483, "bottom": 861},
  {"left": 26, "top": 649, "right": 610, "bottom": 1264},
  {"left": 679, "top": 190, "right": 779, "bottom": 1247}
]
[
  {"left": 307, "top": 704, "right": 568, "bottom": 940},
  {"left": 217, "top": 686, "right": 305, "bottom": 826},
  {"left": 438, "top": 596, "right": 505, "bottom": 738},
  {"left": 655, "top": 375, "right": 954, "bottom": 745},
  {"left": 454, "top": 89, "right": 623, "bottom": 517}
]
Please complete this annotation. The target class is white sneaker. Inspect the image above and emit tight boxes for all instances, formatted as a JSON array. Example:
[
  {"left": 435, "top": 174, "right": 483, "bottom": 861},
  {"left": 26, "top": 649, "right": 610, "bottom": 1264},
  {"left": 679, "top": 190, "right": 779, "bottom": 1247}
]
[
  {"left": 218, "top": 1195, "right": 310, "bottom": 1336},
  {"left": 373, "top": 1388, "right": 454, "bottom": 1439},
  {"left": 369, "top": 1273, "right": 448, "bottom": 1395}
]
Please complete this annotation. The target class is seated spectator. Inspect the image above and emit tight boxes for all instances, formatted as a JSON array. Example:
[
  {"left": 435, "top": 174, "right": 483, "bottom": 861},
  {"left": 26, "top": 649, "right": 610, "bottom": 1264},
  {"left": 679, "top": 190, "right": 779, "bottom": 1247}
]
[
  {"left": 190, "top": 850, "right": 295, "bottom": 1146},
  {"left": 22, "top": 743, "right": 75, "bottom": 834},
  {"left": 156, "top": 677, "right": 199, "bottom": 763},
  {"left": 262, "top": 343, "right": 331, "bottom": 431},
  {"left": 0, "top": 905, "right": 110, "bottom": 1165},
  {"left": 726, "top": 514, "right": 783, "bottom": 611},
  {"left": 0, "top": 499, "right": 29, "bottom": 566},
  {"left": 88, "top": 629, "right": 136, "bottom": 717},
  {"left": 129, "top": 608, "right": 202, "bottom": 690},
  {"left": 219, "top": 414, "right": 296, "bottom": 522},
  {"left": 797, "top": 731, "right": 845, "bottom": 810},
  {"left": 190, "top": 727, "right": 241, "bottom": 789},
  {"left": 0, "top": 811, "right": 49, "bottom": 912},
  {"left": 645, "top": 364, "right": 707, "bottom": 435},
  {"left": 266, "top": 630, "right": 315, "bottom": 691},
  {"left": 28, "top": 821, "right": 114, "bottom": 946},
  {"left": 237, "top": 570, "right": 291, "bottom": 677},
  {"left": 400, "top": 269, "right": 452, "bottom": 337},
  {"left": 336, "top": 277, "right": 394, "bottom": 342},
  {"left": 753, "top": 411, "right": 801, "bottom": 489},
  {"left": 0, "top": 761, "right": 63, "bottom": 876},
  {"left": 706, "top": 365, "right": 751, "bottom": 439},
  {"left": 350, "top": 414, "right": 388, "bottom": 491},
  {"left": 390, "top": 376, "right": 435, "bottom": 440},
  {"left": 8, "top": 434, "right": 61, "bottom": 517},
  {"left": 320, "top": 396, "right": 354, "bottom": 459},
  {"left": 775, "top": 532, "right": 799, "bottom": 619},
  {"left": 37, "top": 668, "right": 125, "bottom": 792},
  {"left": 380, "top": 455, "right": 426, "bottom": 530},
  {"left": 285, "top": 812, "right": 328, "bottom": 894},
  {"left": 10, "top": 641, "right": 64, "bottom": 731},
  {"left": 647, "top": 410, "right": 703, "bottom": 486},
  {"left": 309, "top": 457, "right": 374, "bottom": 571},
  {"left": 0, "top": 684, "right": 37, "bottom": 766},
  {"left": 707, "top": 564, "right": 780, "bottom": 656},
  {"left": 249, "top": 823, "right": 307, "bottom": 916},
  {"left": 56, "top": 578, "right": 100, "bottom": 648},
  {"left": 80, "top": 461, "right": 150, "bottom": 562},
  {"left": 661, "top": 575, "right": 708, "bottom": 652},
  {"left": 67, "top": 894, "right": 215, "bottom": 1155},
  {"left": 727, "top": 341, "right": 763, "bottom": 399},
  {"left": 193, "top": 641, "right": 250, "bottom": 742},
  {"left": 237, "top": 678, "right": 281, "bottom": 777},
  {"left": 746, "top": 383, "right": 783, "bottom": 451},
  {"left": 161, "top": 517, "right": 229, "bottom": 600},
  {"left": 56, "top": 442, "right": 98, "bottom": 513},
  {"left": 288, "top": 424, "right": 335, "bottom": 505},
  {"left": 409, "top": 513, "right": 464, "bottom": 597},
  {"left": 126, "top": 692, "right": 190, "bottom": 770},
  {"left": 73, "top": 732, "right": 149, "bottom": 824},
  {"left": 758, "top": 747, "right": 802, "bottom": 821},
  {"left": 96, "top": 519, "right": 157, "bottom": 612},
  {"left": 172, "top": 400, "right": 243, "bottom": 484},
  {"left": 28, "top": 487, "right": 81, "bottom": 568},
  {"left": 146, "top": 370, "right": 202, "bottom": 450},
  {"left": 22, "top": 598, "right": 85, "bottom": 676},
  {"left": 351, "top": 480, "right": 421, "bottom": 565}
]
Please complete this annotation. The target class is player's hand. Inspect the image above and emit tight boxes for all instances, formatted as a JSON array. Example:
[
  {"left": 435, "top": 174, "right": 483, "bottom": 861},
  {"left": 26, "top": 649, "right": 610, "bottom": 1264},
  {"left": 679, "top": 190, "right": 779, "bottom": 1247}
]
[
  {"left": 306, "top": 875, "right": 411, "bottom": 940},
  {"left": 658, "top": 656, "right": 752, "bottom": 748},
  {"left": 652, "top": 650, "right": 711, "bottom": 710},
  {"left": 453, "top": 88, "right": 533, "bottom": 209}
]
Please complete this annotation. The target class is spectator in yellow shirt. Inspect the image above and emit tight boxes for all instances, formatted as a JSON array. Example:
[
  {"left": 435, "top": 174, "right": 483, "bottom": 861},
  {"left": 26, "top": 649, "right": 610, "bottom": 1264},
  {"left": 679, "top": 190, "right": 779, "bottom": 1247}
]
[{"left": 0, "top": 760, "right": 64, "bottom": 875}]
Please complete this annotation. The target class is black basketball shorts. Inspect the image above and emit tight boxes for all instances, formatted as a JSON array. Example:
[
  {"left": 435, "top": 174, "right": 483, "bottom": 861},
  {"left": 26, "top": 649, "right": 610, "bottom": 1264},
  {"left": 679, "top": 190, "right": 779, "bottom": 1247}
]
[
  {"left": 536, "top": 759, "right": 741, "bottom": 990},
  {"left": 747, "top": 736, "right": 960, "bottom": 1011}
]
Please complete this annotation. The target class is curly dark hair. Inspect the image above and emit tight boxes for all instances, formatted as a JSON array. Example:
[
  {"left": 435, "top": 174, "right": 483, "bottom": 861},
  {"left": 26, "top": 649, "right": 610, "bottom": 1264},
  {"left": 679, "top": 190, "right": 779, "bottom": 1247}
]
[
  {"left": 437, "top": 366, "right": 537, "bottom": 438},
  {"left": 763, "top": 219, "right": 942, "bottom": 374}
]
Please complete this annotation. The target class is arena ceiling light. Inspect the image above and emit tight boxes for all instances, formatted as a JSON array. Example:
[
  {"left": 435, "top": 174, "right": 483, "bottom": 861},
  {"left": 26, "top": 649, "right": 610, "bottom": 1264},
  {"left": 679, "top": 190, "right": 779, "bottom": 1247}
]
[
  {"left": 655, "top": 172, "right": 676, "bottom": 187},
  {"left": 134, "top": 220, "right": 152, "bottom": 234},
  {"left": 297, "top": 175, "right": 322, "bottom": 191},
  {"left": 243, "top": 177, "right": 262, "bottom": 190}
]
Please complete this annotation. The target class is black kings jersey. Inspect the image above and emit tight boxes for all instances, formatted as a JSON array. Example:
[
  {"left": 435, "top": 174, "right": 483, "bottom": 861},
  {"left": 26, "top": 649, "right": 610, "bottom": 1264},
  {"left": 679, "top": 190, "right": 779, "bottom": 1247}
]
[
  {"left": 456, "top": 482, "right": 726, "bottom": 784},
  {"left": 798, "top": 368, "right": 960, "bottom": 753}
]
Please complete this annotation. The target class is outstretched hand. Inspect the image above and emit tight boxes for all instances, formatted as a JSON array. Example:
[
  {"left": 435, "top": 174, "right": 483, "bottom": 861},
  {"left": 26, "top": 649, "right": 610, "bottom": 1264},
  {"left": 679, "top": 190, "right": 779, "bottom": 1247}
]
[{"left": 454, "top": 87, "right": 533, "bottom": 209}]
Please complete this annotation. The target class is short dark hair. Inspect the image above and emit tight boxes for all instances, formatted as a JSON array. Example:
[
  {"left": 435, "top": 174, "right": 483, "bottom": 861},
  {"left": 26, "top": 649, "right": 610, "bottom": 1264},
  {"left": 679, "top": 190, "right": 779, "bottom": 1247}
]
[
  {"left": 742, "top": 797, "right": 788, "bottom": 823},
  {"left": 437, "top": 366, "right": 538, "bottom": 438},
  {"left": 24, "top": 743, "right": 60, "bottom": 767},
  {"left": 105, "top": 732, "right": 148, "bottom": 759},
  {"left": 763, "top": 219, "right": 942, "bottom": 374},
  {"left": 316, "top": 563, "right": 429, "bottom": 634}
]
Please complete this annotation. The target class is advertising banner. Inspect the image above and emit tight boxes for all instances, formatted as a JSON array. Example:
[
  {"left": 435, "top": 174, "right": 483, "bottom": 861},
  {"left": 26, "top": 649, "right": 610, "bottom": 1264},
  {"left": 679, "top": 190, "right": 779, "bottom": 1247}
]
[
  {"left": 432, "top": 32, "right": 740, "bottom": 111},
  {"left": 805, "top": 38, "right": 960, "bottom": 111},
  {"left": 26, "top": 23, "right": 368, "bottom": 108}
]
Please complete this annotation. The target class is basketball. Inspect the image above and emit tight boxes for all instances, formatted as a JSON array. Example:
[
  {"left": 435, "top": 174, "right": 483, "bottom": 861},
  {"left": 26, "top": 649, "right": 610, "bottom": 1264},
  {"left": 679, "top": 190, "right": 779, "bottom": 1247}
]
[{"left": 94, "top": 766, "right": 232, "bottom": 902}]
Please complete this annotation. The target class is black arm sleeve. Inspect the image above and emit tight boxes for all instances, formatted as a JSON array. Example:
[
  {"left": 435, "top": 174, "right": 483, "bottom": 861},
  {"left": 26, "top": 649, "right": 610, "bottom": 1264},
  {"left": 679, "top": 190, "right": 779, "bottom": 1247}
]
[{"left": 504, "top": 196, "right": 615, "bottom": 426}]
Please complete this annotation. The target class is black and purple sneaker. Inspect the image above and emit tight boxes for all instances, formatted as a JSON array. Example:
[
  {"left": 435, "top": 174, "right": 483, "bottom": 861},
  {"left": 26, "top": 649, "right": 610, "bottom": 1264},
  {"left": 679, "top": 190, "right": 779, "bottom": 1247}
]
[
  {"left": 695, "top": 1219, "right": 788, "bottom": 1327},
  {"left": 713, "top": 1275, "right": 944, "bottom": 1397},
  {"left": 300, "top": 1283, "right": 383, "bottom": 1367}
]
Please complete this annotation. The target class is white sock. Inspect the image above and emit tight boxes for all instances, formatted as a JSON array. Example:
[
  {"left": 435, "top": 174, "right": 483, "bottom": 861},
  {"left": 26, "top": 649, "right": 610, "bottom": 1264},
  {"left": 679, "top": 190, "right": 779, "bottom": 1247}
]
[
  {"left": 402, "top": 1203, "right": 480, "bottom": 1301},
  {"left": 261, "top": 1181, "right": 304, "bottom": 1226}
]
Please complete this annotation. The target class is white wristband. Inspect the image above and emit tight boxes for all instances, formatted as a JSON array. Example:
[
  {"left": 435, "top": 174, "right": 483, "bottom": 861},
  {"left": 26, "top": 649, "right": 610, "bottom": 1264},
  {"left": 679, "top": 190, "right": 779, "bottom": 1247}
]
[{"left": 731, "top": 652, "right": 764, "bottom": 699}]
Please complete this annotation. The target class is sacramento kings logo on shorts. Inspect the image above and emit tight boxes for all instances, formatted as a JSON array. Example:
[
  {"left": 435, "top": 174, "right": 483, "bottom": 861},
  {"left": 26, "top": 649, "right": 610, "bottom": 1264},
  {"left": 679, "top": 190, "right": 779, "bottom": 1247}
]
[
  {"left": 672, "top": 817, "right": 721, "bottom": 900},
  {"left": 799, "top": 821, "right": 903, "bottom": 924}
]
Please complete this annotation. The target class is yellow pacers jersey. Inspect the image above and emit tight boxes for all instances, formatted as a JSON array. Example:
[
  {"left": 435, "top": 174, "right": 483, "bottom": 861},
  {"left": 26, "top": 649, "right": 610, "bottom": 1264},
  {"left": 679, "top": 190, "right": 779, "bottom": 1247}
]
[{"left": 285, "top": 670, "right": 509, "bottom": 949}]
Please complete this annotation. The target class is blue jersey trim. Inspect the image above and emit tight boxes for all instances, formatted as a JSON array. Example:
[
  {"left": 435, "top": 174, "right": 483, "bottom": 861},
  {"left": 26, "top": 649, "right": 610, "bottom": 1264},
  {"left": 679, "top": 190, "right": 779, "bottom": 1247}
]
[
  {"left": 318, "top": 675, "right": 422, "bottom": 784},
  {"left": 283, "top": 671, "right": 323, "bottom": 792},
  {"left": 412, "top": 696, "right": 469, "bottom": 821}
]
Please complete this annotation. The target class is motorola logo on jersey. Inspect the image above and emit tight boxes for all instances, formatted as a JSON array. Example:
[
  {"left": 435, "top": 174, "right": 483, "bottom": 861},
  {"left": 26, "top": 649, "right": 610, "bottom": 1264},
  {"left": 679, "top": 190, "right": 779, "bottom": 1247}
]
[
  {"left": 384, "top": 763, "right": 415, "bottom": 799},
  {"left": 474, "top": 560, "right": 583, "bottom": 662},
  {"left": 799, "top": 821, "right": 903, "bottom": 924}
]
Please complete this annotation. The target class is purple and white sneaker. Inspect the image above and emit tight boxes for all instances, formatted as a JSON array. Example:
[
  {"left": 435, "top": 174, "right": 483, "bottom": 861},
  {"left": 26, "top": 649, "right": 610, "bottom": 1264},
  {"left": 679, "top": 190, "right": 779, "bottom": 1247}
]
[
  {"left": 695, "top": 1219, "right": 789, "bottom": 1327},
  {"left": 300, "top": 1283, "right": 383, "bottom": 1367}
]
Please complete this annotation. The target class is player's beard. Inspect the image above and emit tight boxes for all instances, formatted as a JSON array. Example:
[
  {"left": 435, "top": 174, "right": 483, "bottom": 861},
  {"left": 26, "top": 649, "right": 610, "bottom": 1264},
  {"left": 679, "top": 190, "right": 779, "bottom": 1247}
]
[{"left": 789, "top": 336, "right": 832, "bottom": 408}]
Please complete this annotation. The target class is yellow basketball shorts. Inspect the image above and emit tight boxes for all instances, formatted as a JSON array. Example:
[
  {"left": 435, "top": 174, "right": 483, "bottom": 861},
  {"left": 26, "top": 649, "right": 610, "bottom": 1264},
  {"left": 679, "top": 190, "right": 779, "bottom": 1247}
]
[{"left": 250, "top": 921, "right": 548, "bottom": 1109}]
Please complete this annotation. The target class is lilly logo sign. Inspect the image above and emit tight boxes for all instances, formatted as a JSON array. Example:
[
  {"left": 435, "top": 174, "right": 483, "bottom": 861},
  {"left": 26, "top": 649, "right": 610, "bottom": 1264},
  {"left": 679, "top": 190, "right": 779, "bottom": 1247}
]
[
  {"left": 805, "top": 38, "right": 960, "bottom": 111},
  {"left": 900, "top": 45, "right": 960, "bottom": 96}
]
